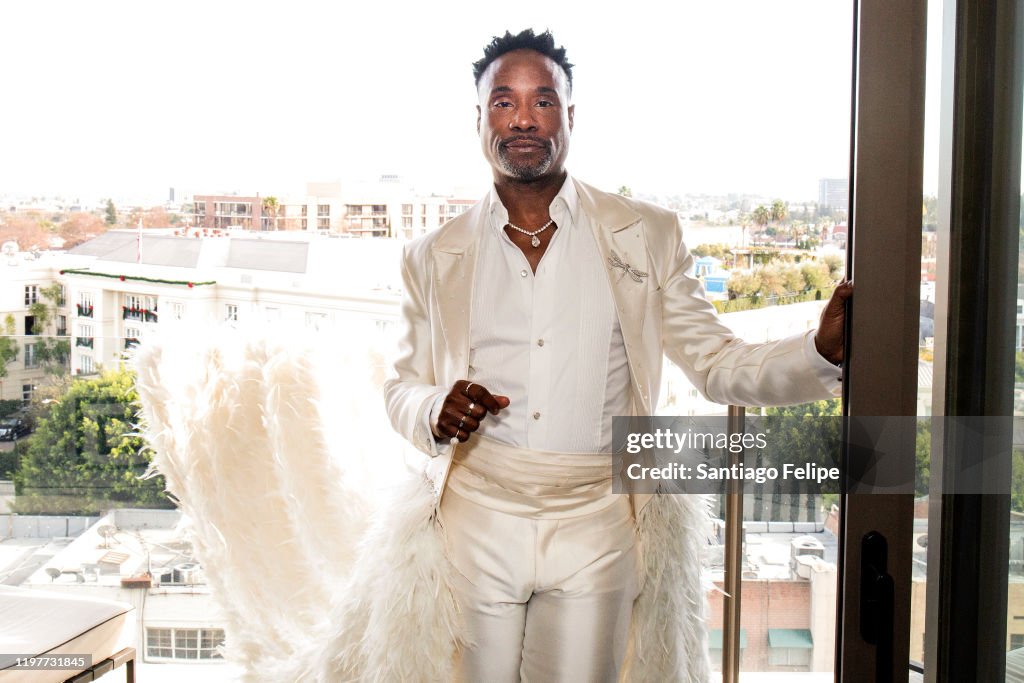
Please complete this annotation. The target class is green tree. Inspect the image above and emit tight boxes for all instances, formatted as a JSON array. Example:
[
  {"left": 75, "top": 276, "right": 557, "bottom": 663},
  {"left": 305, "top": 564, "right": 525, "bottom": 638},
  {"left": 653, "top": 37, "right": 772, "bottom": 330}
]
[
  {"left": 262, "top": 196, "right": 281, "bottom": 230},
  {"left": 765, "top": 399, "right": 843, "bottom": 419},
  {"left": 759, "top": 264, "right": 787, "bottom": 297},
  {"left": 823, "top": 253, "right": 845, "bottom": 281},
  {"left": 770, "top": 199, "right": 788, "bottom": 224},
  {"left": 761, "top": 400, "right": 843, "bottom": 520},
  {"left": 25, "top": 283, "right": 70, "bottom": 376},
  {"left": 0, "top": 400, "right": 22, "bottom": 418},
  {"left": 12, "top": 368, "right": 173, "bottom": 514},
  {"left": 922, "top": 195, "right": 938, "bottom": 229},
  {"left": 801, "top": 261, "right": 831, "bottom": 290},
  {"left": 752, "top": 205, "right": 771, "bottom": 234},
  {"left": 617, "top": 186, "right": 633, "bottom": 198},
  {"left": 104, "top": 199, "right": 117, "bottom": 226},
  {"left": 727, "top": 270, "right": 761, "bottom": 300},
  {"left": 0, "top": 442, "right": 20, "bottom": 480},
  {"left": 0, "top": 315, "right": 19, "bottom": 385},
  {"left": 1013, "top": 449, "right": 1024, "bottom": 513},
  {"left": 782, "top": 264, "right": 805, "bottom": 294},
  {"left": 915, "top": 419, "right": 930, "bottom": 498},
  {"left": 692, "top": 243, "right": 729, "bottom": 259}
]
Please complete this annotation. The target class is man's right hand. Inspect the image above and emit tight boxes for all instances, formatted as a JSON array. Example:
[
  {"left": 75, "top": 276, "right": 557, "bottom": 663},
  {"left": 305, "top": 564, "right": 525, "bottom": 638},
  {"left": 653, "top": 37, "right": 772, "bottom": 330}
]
[{"left": 435, "top": 380, "right": 510, "bottom": 443}]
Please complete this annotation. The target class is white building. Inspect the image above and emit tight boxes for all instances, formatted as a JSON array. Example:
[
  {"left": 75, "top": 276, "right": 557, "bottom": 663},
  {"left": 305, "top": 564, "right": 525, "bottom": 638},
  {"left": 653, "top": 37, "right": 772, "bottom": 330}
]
[
  {"left": 57, "top": 229, "right": 405, "bottom": 379},
  {"left": 273, "top": 178, "right": 476, "bottom": 239}
]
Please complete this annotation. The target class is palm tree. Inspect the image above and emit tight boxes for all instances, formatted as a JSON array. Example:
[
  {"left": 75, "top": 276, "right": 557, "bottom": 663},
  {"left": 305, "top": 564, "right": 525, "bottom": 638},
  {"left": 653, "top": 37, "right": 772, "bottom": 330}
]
[
  {"left": 770, "top": 200, "right": 791, "bottom": 245},
  {"left": 770, "top": 199, "right": 788, "bottom": 224},
  {"left": 262, "top": 197, "right": 280, "bottom": 231},
  {"left": 752, "top": 205, "right": 771, "bottom": 241}
]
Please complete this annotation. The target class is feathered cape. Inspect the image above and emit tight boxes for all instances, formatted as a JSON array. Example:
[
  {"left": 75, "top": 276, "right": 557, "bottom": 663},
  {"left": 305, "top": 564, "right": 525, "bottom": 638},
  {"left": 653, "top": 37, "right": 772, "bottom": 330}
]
[{"left": 132, "top": 327, "right": 712, "bottom": 682}]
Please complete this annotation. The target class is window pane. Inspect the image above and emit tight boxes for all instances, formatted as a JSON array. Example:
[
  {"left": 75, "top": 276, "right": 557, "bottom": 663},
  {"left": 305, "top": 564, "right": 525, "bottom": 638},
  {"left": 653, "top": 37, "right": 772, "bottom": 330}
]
[
  {"left": 1010, "top": 36, "right": 1024, "bottom": 675},
  {"left": 648, "top": 2, "right": 854, "bottom": 673}
]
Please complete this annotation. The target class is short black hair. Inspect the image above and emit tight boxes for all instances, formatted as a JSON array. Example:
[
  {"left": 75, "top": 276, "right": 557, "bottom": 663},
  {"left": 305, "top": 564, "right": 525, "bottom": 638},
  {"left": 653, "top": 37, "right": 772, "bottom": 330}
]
[{"left": 472, "top": 29, "right": 574, "bottom": 92}]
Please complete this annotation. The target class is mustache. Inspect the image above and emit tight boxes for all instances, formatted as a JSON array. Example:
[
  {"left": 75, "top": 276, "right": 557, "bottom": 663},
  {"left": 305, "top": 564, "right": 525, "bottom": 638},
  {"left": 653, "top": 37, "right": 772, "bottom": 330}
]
[{"left": 499, "top": 135, "right": 551, "bottom": 148}]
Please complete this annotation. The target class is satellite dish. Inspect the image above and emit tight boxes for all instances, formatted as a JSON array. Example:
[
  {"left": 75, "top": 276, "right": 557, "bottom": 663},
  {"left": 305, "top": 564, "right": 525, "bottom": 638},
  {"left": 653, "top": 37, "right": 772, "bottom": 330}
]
[
  {"left": 45, "top": 567, "right": 61, "bottom": 582},
  {"left": 1, "top": 241, "right": 17, "bottom": 257},
  {"left": 98, "top": 524, "right": 117, "bottom": 548}
]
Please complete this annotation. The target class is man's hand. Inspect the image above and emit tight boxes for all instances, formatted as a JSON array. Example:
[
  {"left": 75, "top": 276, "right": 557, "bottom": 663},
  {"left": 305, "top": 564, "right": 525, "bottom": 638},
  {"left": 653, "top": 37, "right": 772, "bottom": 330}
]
[
  {"left": 435, "top": 380, "right": 510, "bottom": 443},
  {"left": 814, "top": 280, "right": 853, "bottom": 365}
]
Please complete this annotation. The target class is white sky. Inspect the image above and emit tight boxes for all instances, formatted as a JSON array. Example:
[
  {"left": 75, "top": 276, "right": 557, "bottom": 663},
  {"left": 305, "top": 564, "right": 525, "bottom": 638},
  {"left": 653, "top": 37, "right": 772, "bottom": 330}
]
[{"left": 1, "top": 0, "right": 944, "bottom": 204}]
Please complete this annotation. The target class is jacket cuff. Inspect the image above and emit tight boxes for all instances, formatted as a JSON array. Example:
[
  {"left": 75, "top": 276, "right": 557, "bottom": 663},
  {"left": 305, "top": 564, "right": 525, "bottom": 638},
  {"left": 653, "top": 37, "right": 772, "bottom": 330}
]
[
  {"left": 802, "top": 330, "right": 843, "bottom": 396},
  {"left": 417, "top": 389, "right": 453, "bottom": 458}
]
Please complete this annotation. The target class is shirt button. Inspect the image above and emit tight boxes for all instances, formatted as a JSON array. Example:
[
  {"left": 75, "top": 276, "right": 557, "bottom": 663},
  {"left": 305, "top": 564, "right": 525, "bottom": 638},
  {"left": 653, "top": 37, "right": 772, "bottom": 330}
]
[
  {"left": 520, "top": 269, "right": 528, "bottom": 278},
  {"left": 533, "top": 411, "right": 541, "bottom": 420},
  {"left": 537, "top": 339, "right": 544, "bottom": 347}
]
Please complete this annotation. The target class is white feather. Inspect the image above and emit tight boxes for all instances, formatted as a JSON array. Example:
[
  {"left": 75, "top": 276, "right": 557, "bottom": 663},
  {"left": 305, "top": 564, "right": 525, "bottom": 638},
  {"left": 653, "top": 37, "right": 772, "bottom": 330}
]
[{"left": 133, "top": 323, "right": 710, "bottom": 682}]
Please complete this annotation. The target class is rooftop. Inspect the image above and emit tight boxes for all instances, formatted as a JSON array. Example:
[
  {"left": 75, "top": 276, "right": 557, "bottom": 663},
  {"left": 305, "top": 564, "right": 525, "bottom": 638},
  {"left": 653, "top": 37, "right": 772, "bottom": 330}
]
[
  {"left": 21, "top": 509, "right": 210, "bottom": 594},
  {"left": 57, "top": 229, "right": 406, "bottom": 296}
]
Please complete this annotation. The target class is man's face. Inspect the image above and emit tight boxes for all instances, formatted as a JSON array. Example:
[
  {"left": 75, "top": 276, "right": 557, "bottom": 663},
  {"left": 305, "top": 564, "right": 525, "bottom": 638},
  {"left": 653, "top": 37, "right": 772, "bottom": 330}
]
[{"left": 477, "top": 49, "right": 574, "bottom": 183}]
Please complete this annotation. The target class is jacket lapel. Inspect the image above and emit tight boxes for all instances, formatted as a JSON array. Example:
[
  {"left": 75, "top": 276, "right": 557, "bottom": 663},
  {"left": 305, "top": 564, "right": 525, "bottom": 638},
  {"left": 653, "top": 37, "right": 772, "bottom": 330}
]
[
  {"left": 574, "top": 179, "right": 652, "bottom": 415},
  {"left": 430, "top": 203, "right": 484, "bottom": 378}
]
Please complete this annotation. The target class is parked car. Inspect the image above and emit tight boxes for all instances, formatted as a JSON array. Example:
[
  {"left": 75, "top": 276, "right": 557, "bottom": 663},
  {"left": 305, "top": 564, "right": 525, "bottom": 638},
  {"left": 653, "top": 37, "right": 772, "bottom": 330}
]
[{"left": 0, "top": 418, "right": 31, "bottom": 441}]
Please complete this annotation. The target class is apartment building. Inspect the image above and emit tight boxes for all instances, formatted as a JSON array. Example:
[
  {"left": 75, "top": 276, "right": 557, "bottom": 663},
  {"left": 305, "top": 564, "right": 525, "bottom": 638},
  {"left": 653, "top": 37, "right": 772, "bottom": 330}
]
[
  {"left": 55, "top": 229, "right": 403, "bottom": 378},
  {"left": 190, "top": 195, "right": 267, "bottom": 231},
  {"left": 333, "top": 176, "right": 475, "bottom": 239},
  {"left": 189, "top": 179, "right": 477, "bottom": 239}
]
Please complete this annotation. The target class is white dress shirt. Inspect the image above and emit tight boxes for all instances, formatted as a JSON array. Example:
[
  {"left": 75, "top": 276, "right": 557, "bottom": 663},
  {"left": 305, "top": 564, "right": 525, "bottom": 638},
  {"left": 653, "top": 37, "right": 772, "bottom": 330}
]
[{"left": 432, "top": 175, "right": 630, "bottom": 453}]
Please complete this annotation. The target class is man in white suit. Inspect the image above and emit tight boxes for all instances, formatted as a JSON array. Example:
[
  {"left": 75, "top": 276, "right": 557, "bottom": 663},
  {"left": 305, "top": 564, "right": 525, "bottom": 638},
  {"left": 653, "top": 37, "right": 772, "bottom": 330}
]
[{"left": 384, "top": 28, "right": 849, "bottom": 682}]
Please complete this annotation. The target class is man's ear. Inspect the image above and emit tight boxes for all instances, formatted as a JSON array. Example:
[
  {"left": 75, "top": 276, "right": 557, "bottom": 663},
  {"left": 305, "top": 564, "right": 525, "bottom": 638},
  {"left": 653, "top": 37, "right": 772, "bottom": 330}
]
[
  {"left": 568, "top": 104, "right": 575, "bottom": 132},
  {"left": 476, "top": 105, "right": 481, "bottom": 134}
]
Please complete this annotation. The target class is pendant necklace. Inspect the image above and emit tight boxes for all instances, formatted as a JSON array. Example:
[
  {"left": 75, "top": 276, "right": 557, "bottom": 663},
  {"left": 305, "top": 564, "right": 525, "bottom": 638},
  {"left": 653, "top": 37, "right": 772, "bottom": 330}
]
[{"left": 507, "top": 218, "right": 554, "bottom": 247}]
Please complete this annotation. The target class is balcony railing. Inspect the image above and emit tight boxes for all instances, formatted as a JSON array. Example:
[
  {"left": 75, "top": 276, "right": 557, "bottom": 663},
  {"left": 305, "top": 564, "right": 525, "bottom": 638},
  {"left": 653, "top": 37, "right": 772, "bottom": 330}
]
[
  {"left": 76, "top": 304, "right": 94, "bottom": 318},
  {"left": 124, "top": 338, "right": 140, "bottom": 350},
  {"left": 123, "top": 307, "right": 157, "bottom": 323},
  {"left": 75, "top": 337, "right": 94, "bottom": 348}
]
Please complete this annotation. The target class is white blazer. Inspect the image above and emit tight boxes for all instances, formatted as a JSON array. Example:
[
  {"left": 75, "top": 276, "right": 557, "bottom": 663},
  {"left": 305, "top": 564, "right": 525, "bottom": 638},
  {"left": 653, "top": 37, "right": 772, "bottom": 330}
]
[{"left": 383, "top": 178, "right": 841, "bottom": 511}]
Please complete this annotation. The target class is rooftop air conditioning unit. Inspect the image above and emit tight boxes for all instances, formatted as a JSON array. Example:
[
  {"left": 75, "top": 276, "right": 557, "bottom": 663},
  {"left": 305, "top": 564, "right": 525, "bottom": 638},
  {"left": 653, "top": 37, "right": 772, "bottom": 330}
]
[
  {"left": 790, "top": 536, "right": 824, "bottom": 558},
  {"left": 793, "top": 554, "right": 815, "bottom": 579},
  {"left": 152, "top": 567, "right": 174, "bottom": 585},
  {"left": 173, "top": 562, "right": 200, "bottom": 585}
]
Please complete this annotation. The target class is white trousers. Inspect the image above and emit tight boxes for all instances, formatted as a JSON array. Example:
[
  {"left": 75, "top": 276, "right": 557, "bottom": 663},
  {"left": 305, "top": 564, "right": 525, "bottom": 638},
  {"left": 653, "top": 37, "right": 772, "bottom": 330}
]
[{"left": 439, "top": 436, "right": 643, "bottom": 683}]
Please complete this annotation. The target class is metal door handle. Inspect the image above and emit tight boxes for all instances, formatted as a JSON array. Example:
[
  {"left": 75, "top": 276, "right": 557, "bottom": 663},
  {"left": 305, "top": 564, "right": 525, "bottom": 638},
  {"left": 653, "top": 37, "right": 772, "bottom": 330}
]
[{"left": 860, "top": 531, "right": 894, "bottom": 682}]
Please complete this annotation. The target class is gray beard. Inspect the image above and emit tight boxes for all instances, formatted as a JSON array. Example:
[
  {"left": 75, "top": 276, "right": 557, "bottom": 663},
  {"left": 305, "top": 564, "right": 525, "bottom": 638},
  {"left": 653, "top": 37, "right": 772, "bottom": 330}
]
[{"left": 497, "top": 147, "right": 554, "bottom": 181}]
